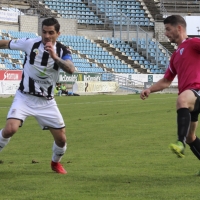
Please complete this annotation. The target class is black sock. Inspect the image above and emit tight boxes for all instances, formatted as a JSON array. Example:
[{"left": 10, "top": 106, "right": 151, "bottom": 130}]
[
  {"left": 188, "top": 137, "right": 200, "bottom": 160},
  {"left": 177, "top": 108, "right": 191, "bottom": 145}
]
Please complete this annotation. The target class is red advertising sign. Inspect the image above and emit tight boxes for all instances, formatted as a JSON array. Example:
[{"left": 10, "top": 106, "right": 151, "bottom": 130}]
[{"left": 0, "top": 70, "right": 22, "bottom": 81}]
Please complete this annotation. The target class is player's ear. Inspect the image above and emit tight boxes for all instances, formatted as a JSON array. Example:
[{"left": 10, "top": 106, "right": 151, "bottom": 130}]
[{"left": 177, "top": 24, "right": 182, "bottom": 32}]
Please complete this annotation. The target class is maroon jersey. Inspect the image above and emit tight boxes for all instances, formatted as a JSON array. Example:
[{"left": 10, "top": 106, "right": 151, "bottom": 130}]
[{"left": 164, "top": 38, "right": 200, "bottom": 94}]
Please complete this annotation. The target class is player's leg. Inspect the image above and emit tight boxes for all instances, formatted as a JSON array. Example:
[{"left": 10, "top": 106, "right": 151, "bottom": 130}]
[
  {"left": 0, "top": 119, "right": 22, "bottom": 151},
  {"left": 186, "top": 109, "right": 200, "bottom": 160},
  {"left": 49, "top": 128, "right": 67, "bottom": 174},
  {"left": 186, "top": 119, "right": 200, "bottom": 175},
  {"left": 187, "top": 121, "right": 198, "bottom": 144},
  {"left": 0, "top": 91, "right": 27, "bottom": 152},
  {"left": 170, "top": 89, "right": 197, "bottom": 157},
  {"left": 50, "top": 127, "right": 66, "bottom": 163},
  {"left": 34, "top": 99, "right": 67, "bottom": 174},
  {"left": 186, "top": 122, "right": 200, "bottom": 160}
]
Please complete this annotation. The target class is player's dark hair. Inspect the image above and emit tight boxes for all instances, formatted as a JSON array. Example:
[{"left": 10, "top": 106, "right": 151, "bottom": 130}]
[
  {"left": 42, "top": 17, "right": 60, "bottom": 32},
  {"left": 164, "top": 15, "right": 186, "bottom": 29}
]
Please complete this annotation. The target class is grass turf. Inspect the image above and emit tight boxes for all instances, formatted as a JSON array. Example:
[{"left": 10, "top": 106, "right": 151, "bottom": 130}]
[{"left": 0, "top": 94, "right": 200, "bottom": 200}]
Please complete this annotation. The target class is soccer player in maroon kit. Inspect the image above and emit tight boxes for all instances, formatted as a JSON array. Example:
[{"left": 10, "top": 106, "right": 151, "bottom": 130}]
[{"left": 140, "top": 15, "right": 200, "bottom": 168}]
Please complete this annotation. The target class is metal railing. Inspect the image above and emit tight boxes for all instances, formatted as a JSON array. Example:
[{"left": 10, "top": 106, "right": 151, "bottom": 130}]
[
  {"left": 135, "top": 25, "right": 171, "bottom": 68},
  {"left": 102, "top": 73, "right": 179, "bottom": 94},
  {"left": 102, "top": 73, "right": 143, "bottom": 93},
  {"left": 159, "top": 0, "right": 200, "bottom": 12}
]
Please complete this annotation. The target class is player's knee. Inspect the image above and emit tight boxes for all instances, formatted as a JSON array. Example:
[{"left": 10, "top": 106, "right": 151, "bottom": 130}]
[
  {"left": 55, "top": 134, "right": 66, "bottom": 147},
  {"left": 3, "top": 125, "right": 18, "bottom": 137},
  {"left": 3, "top": 119, "right": 21, "bottom": 137},
  {"left": 3, "top": 127, "right": 17, "bottom": 137}
]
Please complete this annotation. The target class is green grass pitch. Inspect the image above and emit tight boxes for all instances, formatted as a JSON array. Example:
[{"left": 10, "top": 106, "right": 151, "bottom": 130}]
[{"left": 0, "top": 94, "right": 200, "bottom": 200}]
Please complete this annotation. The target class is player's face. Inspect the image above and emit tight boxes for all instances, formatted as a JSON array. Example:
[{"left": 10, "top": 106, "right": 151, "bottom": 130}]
[
  {"left": 164, "top": 23, "right": 180, "bottom": 44},
  {"left": 42, "top": 25, "right": 60, "bottom": 45}
]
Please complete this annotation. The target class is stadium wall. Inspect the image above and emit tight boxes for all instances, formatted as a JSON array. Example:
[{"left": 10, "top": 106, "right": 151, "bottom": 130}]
[
  {"left": 38, "top": 18, "right": 77, "bottom": 36},
  {"left": 154, "top": 21, "right": 168, "bottom": 42},
  {"left": 19, "top": 15, "right": 38, "bottom": 33},
  {"left": 0, "top": 23, "right": 18, "bottom": 31},
  {"left": 77, "top": 29, "right": 154, "bottom": 40}
]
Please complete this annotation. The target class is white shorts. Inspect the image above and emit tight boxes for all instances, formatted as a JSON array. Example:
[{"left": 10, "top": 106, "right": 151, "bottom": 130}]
[{"left": 7, "top": 90, "right": 65, "bottom": 130}]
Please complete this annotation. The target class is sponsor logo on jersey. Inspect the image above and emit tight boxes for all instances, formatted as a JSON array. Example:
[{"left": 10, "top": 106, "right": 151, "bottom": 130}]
[
  {"left": 33, "top": 66, "right": 48, "bottom": 79},
  {"left": 38, "top": 68, "right": 47, "bottom": 78}
]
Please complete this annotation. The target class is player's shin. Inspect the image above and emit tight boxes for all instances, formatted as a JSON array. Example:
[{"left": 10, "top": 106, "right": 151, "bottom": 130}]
[
  {"left": 0, "top": 129, "right": 11, "bottom": 152},
  {"left": 52, "top": 141, "right": 67, "bottom": 162},
  {"left": 188, "top": 137, "right": 200, "bottom": 160},
  {"left": 177, "top": 108, "right": 191, "bottom": 146}
]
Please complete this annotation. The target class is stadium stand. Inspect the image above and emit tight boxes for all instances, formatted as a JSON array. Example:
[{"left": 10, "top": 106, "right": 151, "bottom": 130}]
[
  {"left": 58, "top": 35, "right": 136, "bottom": 73},
  {"left": 44, "top": 0, "right": 104, "bottom": 25},
  {"left": 40, "top": 0, "right": 155, "bottom": 29},
  {"left": 84, "top": 0, "right": 154, "bottom": 27},
  {"left": 0, "top": 28, "right": 168, "bottom": 74},
  {"left": 0, "top": 0, "right": 177, "bottom": 75},
  {"left": 97, "top": 37, "right": 169, "bottom": 73}
]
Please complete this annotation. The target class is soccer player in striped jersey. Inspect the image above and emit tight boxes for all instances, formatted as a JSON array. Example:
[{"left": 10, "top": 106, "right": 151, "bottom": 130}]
[
  {"left": 140, "top": 15, "right": 200, "bottom": 173},
  {"left": 0, "top": 17, "right": 75, "bottom": 174}
]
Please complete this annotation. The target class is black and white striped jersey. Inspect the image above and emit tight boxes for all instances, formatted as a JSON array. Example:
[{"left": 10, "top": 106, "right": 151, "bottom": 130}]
[{"left": 9, "top": 37, "right": 72, "bottom": 99}]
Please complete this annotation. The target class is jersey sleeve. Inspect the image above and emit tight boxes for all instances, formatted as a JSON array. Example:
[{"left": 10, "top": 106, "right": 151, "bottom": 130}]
[
  {"left": 9, "top": 38, "right": 30, "bottom": 52},
  {"left": 61, "top": 47, "right": 73, "bottom": 61},
  {"left": 164, "top": 54, "right": 176, "bottom": 81}
]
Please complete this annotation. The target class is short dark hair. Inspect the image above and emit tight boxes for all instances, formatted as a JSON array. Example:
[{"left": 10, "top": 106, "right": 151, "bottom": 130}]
[
  {"left": 42, "top": 17, "right": 60, "bottom": 32},
  {"left": 163, "top": 15, "right": 186, "bottom": 28}
]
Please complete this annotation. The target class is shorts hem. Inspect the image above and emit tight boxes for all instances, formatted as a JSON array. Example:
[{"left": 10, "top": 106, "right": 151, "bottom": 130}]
[{"left": 42, "top": 126, "right": 65, "bottom": 130}]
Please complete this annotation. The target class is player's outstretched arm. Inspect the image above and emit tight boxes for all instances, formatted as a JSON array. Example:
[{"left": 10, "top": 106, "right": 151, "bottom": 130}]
[
  {"left": 0, "top": 40, "right": 10, "bottom": 49},
  {"left": 140, "top": 77, "right": 172, "bottom": 100}
]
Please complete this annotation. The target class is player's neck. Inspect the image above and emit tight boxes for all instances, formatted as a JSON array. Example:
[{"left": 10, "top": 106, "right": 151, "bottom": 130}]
[{"left": 177, "top": 35, "right": 188, "bottom": 46}]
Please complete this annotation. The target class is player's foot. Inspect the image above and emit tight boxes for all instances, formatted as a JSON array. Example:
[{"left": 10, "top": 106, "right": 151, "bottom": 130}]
[
  {"left": 51, "top": 161, "right": 67, "bottom": 174},
  {"left": 169, "top": 141, "right": 185, "bottom": 158}
]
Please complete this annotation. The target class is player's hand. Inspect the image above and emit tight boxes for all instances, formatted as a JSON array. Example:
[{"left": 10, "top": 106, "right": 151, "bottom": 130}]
[
  {"left": 140, "top": 89, "right": 151, "bottom": 100},
  {"left": 44, "top": 42, "right": 57, "bottom": 59}
]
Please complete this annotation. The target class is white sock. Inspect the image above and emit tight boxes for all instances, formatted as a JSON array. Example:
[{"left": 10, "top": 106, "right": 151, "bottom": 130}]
[
  {"left": 0, "top": 129, "right": 11, "bottom": 152},
  {"left": 52, "top": 141, "right": 67, "bottom": 162}
]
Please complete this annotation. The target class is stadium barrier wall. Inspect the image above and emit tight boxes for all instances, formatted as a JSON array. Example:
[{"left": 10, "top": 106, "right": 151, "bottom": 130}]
[
  {"left": 73, "top": 81, "right": 119, "bottom": 93},
  {"left": 0, "top": 70, "right": 22, "bottom": 94},
  {"left": 0, "top": 70, "right": 178, "bottom": 94}
]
